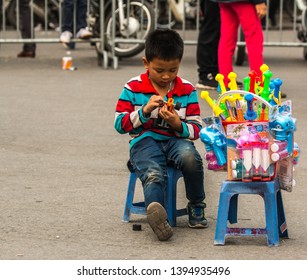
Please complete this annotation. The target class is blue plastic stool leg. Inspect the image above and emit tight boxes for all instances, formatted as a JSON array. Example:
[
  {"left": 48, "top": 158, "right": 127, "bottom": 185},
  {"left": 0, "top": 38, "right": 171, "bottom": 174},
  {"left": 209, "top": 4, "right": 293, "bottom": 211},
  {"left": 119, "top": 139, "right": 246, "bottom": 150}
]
[
  {"left": 166, "top": 168, "right": 187, "bottom": 227},
  {"left": 214, "top": 189, "right": 233, "bottom": 245},
  {"left": 122, "top": 167, "right": 187, "bottom": 226},
  {"left": 263, "top": 181, "right": 280, "bottom": 246},
  {"left": 122, "top": 172, "right": 146, "bottom": 222},
  {"left": 277, "top": 190, "right": 289, "bottom": 239}
]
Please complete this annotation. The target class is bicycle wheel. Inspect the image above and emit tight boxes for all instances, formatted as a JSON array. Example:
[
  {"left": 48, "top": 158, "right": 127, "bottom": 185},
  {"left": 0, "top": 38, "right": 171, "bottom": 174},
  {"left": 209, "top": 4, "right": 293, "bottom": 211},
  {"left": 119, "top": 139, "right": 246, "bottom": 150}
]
[{"left": 104, "top": 0, "right": 155, "bottom": 58}]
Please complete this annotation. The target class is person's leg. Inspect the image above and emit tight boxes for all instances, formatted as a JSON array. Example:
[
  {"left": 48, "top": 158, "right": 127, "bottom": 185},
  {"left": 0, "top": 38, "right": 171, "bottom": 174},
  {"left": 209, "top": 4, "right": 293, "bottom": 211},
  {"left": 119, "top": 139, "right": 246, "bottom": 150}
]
[
  {"left": 76, "top": 0, "right": 88, "bottom": 31},
  {"left": 130, "top": 137, "right": 168, "bottom": 208},
  {"left": 269, "top": 0, "right": 279, "bottom": 26},
  {"left": 130, "top": 137, "right": 173, "bottom": 241},
  {"left": 235, "top": 2, "right": 264, "bottom": 79},
  {"left": 61, "top": 0, "right": 74, "bottom": 32},
  {"left": 196, "top": 0, "right": 220, "bottom": 86},
  {"left": 218, "top": 3, "right": 239, "bottom": 85},
  {"left": 19, "top": 0, "right": 36, "bottom": 53},
  {"left": 165, "top": 138, "right": 207, "bottom": 228},
  {"left": 165, "top": 138, "right": 205, "bottom": 204}
]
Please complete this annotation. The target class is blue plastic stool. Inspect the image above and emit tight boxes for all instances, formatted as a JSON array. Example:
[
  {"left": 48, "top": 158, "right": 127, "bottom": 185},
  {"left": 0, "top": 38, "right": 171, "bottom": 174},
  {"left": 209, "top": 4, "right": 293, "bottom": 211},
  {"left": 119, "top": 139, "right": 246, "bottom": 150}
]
[
  {"left": 214, "top": 179, "right": 288, "bottom": 246},
  {"left": 122, "top": 167, "right": 188, "bottom": 226}
]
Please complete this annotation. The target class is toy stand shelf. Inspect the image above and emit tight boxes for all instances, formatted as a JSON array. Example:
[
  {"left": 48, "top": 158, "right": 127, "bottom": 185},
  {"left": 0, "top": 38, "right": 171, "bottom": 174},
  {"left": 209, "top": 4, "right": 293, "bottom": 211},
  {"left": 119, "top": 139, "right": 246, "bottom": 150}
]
[{"left": 214, "top": 179, "right": 288, "bottom": 247}]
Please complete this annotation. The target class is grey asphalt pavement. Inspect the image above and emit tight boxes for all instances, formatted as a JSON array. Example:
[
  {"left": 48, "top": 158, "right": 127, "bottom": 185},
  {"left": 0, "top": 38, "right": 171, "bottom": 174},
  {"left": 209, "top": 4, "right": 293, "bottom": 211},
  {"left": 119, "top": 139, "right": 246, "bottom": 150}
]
[{"left": 0, "top": 40, "right": 306, "bottom": 260}]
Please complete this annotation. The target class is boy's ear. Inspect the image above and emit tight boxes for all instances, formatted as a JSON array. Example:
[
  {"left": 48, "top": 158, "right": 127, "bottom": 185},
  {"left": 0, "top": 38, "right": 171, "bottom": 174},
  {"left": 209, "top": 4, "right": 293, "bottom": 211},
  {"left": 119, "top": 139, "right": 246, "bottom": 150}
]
[{"left": 142, "top": 57, "right": 149, "bottom": 69}]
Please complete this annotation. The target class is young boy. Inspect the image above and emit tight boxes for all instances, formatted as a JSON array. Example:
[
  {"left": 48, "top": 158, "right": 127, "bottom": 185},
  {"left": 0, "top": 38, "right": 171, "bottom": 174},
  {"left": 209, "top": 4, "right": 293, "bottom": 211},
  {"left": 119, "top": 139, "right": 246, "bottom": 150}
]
[{"left": 114, "top": 29, "right": 207, "bottom": 241}]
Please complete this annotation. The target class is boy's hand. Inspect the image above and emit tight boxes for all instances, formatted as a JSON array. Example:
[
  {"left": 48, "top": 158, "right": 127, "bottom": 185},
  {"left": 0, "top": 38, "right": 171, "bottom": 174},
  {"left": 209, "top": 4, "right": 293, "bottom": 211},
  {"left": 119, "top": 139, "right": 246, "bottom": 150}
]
[
  {"left": 159, "top": 104, "right": 183, "bottom": 132},
  {"left": 143, "top": 95, "right": 164, "bottom": 116}
]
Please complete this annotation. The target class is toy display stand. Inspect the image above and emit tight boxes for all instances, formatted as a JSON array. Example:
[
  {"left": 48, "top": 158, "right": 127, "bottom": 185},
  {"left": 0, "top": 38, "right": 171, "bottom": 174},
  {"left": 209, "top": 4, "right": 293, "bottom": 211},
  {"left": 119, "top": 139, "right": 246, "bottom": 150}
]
[
  {"left": 214, "top": 91, "right": 288, "bottom": 246},
  {"left": 200, "top": 73, "right": 299, "bottom": 246}
]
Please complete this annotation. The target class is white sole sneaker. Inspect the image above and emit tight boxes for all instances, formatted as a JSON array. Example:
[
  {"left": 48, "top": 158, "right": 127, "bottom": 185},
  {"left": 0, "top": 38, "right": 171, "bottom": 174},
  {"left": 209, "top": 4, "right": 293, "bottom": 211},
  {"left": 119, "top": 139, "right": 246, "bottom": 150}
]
[
  {"left": 76, "top": 28, "right": 93, "bottom": 40},
  {"left": 147, "top": 202, "right": 173, "bottom": 241}
]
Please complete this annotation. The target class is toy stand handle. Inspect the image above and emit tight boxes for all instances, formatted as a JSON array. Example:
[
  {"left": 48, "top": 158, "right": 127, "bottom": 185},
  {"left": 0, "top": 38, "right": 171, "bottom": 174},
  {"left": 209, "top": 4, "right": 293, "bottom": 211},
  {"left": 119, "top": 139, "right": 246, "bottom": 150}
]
[{"left": 216, "top": 90, "right": 273, "bottom": 108}]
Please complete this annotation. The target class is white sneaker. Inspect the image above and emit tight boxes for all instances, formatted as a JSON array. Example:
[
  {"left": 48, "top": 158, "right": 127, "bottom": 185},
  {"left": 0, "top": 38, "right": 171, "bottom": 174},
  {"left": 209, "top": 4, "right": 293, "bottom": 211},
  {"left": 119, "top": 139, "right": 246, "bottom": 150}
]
[
  {"left": 60, "top": 31, "right": 73, "bottom": 44},
  {"left": 76, "top": 28, "right": 93, "bottom": 39}
]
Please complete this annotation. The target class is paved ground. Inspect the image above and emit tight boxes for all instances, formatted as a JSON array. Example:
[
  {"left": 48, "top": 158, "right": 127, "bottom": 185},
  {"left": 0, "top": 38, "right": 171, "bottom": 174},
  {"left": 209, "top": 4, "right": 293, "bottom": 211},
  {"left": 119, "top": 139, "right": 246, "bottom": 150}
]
[{"left": 0, "top": 38, "right": 306, "bottom": 261}]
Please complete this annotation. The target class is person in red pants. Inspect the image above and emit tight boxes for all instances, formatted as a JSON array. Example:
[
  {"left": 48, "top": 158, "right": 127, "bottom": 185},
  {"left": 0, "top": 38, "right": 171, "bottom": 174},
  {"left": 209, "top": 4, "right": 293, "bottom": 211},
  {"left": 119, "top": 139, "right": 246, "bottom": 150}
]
[{"left": 212, "top": 0, "right": 266, "bottom": 85}]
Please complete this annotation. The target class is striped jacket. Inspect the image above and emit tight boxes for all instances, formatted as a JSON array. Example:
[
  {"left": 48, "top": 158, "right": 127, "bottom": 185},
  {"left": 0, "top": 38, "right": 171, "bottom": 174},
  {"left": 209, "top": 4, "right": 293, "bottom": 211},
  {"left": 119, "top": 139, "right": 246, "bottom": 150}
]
[{"left": 114, "top": 71, "right": 202, "bottom": 149}]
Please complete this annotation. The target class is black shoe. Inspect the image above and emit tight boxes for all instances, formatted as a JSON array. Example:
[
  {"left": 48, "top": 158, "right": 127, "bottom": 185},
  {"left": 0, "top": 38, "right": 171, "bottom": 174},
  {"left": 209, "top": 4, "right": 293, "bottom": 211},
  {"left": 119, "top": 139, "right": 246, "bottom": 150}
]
[
  {"left": 196, "top": 73, "right": 218, "bottom": 90},
  {"left": 187, "top": 202, "right": 208, "bottom": 228},
  {"left": 17, "top": 50, "right": 35, "bottom": 58}
]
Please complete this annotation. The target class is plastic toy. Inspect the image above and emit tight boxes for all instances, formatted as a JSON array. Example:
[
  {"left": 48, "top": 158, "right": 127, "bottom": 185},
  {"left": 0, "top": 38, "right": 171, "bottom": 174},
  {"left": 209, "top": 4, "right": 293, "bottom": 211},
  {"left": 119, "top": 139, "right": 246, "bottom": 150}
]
[
  {"left": 198, "top": 64, "right": 299, "bottom": 188},
  {"left": 200, "top": 91, "right": 227, "bottom": 121},
  {"left": 228, "top": 72, "right": 239, "bottom": 90},
  {"left": 244, "top": 93, "right": 257, "bottom": 121},
  {"left": 269, "top": 78, "right": 283, "bottom": 106},
  {"left": 260, "top": 70, "right": 273, "bottom": 101},
  {"left": 269, "top": 113, "right": 296, "bottom": 155},
  {"left": 248, "top": 70, "right": 258, "bottom": 93},
  {"left": 293, "top": 142, "right": 300, "bottom": 165},
  {"left": 215, "top": 74, "right": 227, "bottom": 94},
  {"left": 200, "top": 126, "right": 227, "bottom": 166},
  {"left": 260, "top": 63, "right": 269, "bottom": 87},
  {"left": 200, "top": 117, "right": 227, "bottom": 170},
  {"left": 235, "top": 99, "right": 244, "bottom": 121}
]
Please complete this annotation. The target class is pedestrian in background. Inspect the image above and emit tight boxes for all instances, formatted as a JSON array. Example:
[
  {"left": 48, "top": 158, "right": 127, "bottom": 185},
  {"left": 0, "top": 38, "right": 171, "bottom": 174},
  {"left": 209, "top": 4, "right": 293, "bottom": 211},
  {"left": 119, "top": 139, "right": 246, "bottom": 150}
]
[
  {"left": 60, "top": 0, "right": 92, "bottom": 44},
  {"left": 212, "top": 0, "right": 266, "bottom": 85},
  {"left": 195, "top": 0, "right": 220, "bottom": 90},
  {"left": 0, "top": 0, "right": 37, "bottom": 57}
]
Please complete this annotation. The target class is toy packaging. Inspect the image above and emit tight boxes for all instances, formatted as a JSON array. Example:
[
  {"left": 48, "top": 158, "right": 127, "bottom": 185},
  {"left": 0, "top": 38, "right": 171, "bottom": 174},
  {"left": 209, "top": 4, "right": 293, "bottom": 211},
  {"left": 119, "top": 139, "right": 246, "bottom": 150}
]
[{"left": 199, "top": 65, "right": 300, "bottom": 192}]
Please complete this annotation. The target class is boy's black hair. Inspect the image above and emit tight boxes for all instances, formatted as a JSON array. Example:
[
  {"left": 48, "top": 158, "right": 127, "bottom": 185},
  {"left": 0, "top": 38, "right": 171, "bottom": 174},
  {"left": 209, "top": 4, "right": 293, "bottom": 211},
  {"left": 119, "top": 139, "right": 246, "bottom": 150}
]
[{"left": 144, "top": 29, "right": 184, "bottom": 62}]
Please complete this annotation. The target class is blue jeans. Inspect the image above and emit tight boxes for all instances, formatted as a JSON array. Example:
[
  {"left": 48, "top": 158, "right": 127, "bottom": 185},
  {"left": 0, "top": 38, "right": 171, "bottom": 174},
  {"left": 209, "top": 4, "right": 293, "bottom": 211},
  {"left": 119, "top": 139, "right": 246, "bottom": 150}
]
[
  {"left": 62, "top": 0, "right": 88, "bottom": 33},
  {"left": 130, "top": 137, "right": 205, "bottom": 207}
]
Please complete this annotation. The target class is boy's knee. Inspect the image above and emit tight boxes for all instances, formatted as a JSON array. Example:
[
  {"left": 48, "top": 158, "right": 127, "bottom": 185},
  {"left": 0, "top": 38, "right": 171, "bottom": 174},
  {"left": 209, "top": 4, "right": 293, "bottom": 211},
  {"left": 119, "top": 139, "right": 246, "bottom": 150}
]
[{"left": 181, "top": 147, "right": 203, "bottom": 168}]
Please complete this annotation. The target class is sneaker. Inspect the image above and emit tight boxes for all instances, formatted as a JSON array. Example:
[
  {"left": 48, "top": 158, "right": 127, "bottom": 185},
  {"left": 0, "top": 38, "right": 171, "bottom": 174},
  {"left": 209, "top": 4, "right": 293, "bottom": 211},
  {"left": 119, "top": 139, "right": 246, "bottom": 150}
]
[
  {"left": 187, "top": 202, "right": 208, "bottom": 228},
  {"left": 60, "top": 31, "right": 73, "bottom": 44},
  {"left": 76, "top": 28, "right": 93, "bottom": 40},
  {"left": 195, "top": 73, "right": 218, "bottom": 90},
  {"left": 147, "top": 202, "right": 173, "bottom": 241}
]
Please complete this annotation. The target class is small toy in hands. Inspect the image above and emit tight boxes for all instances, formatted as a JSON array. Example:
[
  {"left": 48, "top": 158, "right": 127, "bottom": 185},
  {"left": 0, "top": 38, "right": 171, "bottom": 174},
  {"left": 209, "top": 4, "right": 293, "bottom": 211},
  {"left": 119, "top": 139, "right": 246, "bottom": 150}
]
[{"left": 153, "top": 94, "right": 182, "bottom": 129}]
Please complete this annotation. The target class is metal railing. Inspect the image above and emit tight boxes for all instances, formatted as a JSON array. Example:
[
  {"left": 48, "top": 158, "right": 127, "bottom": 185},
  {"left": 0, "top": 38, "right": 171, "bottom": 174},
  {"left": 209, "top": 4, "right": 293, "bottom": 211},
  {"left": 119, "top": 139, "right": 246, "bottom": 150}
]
[{"left": 0, "top": 0, "right": 108, "bottom": 66}]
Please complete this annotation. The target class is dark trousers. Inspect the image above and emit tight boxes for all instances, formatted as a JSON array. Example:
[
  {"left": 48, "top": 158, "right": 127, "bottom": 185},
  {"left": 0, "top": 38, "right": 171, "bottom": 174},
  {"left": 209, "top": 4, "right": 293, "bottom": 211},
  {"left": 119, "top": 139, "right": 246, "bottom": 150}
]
[
  {"left": 0, "top": 0, "right": 36, "bottom": 51},
  {"left": 61, "top": 0, "right": 88, "bottom": 33},
  {"left": 20, "top": 0, "right": 36, "bottom": 52},
  {"left": 196, "top": 0, "right": 220, "bottom": 80}
]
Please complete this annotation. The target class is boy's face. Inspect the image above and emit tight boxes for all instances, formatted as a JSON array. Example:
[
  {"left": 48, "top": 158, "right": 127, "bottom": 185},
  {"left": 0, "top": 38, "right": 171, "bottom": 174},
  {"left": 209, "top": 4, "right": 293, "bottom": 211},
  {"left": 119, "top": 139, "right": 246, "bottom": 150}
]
[{"left": 142, "top": 57, "right": 180, "bottom": 90}]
